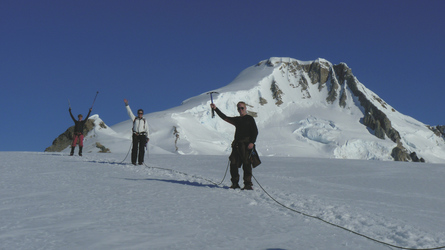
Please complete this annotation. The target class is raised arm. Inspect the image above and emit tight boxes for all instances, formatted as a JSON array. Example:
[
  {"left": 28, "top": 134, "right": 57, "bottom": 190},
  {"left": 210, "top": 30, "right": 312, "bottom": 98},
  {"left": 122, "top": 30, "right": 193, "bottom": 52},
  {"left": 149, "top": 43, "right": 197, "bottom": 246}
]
[
  {"left": 69, "top": 108, "right": 76, "bottom": 122},
  {"left": 210, "top": 104, "right": 235, "bottom": 126},
  {"left": 124, "top": 99, "right": 136, "bottom": 121},
  {"left": 84, "top": 108, "right": 92, "bottom": 120}
]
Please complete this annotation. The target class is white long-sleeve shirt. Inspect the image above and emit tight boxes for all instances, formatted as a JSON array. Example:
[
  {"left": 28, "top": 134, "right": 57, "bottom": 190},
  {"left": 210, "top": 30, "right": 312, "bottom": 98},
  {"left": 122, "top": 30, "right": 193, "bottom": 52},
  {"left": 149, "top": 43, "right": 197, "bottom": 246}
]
[{"left": 126, "top": 105, "right": 149, "bottom": 135}]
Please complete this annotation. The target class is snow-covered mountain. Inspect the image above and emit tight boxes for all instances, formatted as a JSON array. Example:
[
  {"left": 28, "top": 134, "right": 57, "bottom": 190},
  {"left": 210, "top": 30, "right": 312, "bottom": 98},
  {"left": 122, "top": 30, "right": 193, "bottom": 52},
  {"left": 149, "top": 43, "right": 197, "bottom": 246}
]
[{"left": 48, "top": 57, "right": 445, "bottom": 163}]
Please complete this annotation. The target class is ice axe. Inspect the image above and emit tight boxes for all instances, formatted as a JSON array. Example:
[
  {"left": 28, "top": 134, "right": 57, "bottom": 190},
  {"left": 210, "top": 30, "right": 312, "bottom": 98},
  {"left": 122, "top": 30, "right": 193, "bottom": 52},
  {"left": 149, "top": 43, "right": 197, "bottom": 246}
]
[
  {"left": 90, "top": 91, "right": 99, "bottom": 109},
  {"left": 207, "top": 91, "right": 219, "bottom": 118}
]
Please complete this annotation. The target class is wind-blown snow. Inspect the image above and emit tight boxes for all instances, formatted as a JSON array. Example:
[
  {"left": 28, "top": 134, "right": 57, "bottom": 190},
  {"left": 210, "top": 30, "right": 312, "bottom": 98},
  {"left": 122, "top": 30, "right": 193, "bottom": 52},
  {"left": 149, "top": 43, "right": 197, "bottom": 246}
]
[
  {"left": 65, "top": 57, "right": 445, "bottom": 163},
  {"left": 1, "top": 152, "right": 445, "bottom": 250}
]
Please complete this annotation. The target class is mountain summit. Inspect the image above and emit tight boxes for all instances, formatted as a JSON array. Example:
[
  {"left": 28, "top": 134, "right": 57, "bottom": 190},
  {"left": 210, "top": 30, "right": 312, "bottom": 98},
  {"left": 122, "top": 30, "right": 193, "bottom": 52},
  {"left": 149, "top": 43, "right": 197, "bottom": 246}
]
[{"left": 47, "top": 57, "right": 445, "bottom": 163}]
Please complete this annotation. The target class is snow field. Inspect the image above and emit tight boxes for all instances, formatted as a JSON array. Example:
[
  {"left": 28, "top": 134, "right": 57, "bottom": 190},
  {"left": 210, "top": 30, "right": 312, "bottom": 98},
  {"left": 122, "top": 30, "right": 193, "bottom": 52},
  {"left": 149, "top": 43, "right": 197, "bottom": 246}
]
[{"left": 1, "top": 152, "right": 445, "bottom": 250}]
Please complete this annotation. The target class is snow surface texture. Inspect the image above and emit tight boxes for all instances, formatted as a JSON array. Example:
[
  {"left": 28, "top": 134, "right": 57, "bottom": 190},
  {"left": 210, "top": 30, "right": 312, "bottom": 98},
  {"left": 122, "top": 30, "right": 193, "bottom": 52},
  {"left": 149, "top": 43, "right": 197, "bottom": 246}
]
[
  {"left": 68, "top": 57, "right": 445, "bottom": 163},
  {"left": 1, "top": 152, "right": 445, "bottom": 250}
]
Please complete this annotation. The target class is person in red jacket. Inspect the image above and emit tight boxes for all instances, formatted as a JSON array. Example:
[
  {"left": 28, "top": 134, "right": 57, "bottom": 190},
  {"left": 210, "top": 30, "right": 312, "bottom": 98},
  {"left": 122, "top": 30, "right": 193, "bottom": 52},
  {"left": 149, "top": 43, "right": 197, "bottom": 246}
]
[
  {"left": 211, "top": 101, "right": 258, "bottom": 190},
  {"left": 69, "top": 108, "right": 92, "bottom": 156}
]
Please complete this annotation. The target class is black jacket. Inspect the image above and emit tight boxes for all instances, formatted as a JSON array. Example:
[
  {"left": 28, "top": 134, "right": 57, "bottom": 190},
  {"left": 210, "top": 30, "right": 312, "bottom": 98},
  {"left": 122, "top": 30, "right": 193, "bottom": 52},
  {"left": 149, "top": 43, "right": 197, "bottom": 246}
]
[
  {"left": 69, "top": 109, "right": 92, "bottom": 134},
  {"left": 214, "top": 108, "right": 258, "bottom": 144}
]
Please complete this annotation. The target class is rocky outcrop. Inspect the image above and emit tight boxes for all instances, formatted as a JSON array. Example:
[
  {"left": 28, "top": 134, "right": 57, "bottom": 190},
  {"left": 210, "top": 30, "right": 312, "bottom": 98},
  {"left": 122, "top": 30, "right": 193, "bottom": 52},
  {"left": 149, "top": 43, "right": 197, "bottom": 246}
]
[
  {"left": 303, "top": 60, "right": 331, "bottom": 90},
  {"left": 391, "top": 145, "right": 411, "bottom": 162},
  {"left": 95, "top": 142, "right": 110, "bottom": 153},
  {"left": 428, "top": 125, "right": 445, "bottom": 138},
  {"left": 391, "top": 145, "right": 425, "bottom": 162},
  {"left": 45, "top": 119, "right": 95, "bottom": 152},
  {"left": 270, "top": 80, "right": 284, "bottom": 106},
  {"left": 173, "top": 126, "right": 180, "bottom": 152},
  {"left": 439, "top": 125, "right": 445, "bottom": 135}
]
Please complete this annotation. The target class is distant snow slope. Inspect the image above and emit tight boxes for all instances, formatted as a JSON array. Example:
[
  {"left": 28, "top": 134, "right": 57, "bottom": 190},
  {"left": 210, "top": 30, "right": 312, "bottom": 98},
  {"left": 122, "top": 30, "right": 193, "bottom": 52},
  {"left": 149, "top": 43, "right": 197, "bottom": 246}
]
[
  {"left": 1, "top": 152, "right": 445, "bottom": 250},
  {"left": 62, "top": 58, "right": 445, "bottom": 163}
]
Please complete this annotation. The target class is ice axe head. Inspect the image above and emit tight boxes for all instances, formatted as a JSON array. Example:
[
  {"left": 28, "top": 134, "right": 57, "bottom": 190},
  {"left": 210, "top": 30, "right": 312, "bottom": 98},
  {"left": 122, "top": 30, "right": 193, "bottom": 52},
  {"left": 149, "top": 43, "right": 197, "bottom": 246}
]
[
  {"left": 207, "top": 91, "right": 219, "bottom": 103},
  {"left": 207, "top": 91, "right": 219, "bottom": 118}
]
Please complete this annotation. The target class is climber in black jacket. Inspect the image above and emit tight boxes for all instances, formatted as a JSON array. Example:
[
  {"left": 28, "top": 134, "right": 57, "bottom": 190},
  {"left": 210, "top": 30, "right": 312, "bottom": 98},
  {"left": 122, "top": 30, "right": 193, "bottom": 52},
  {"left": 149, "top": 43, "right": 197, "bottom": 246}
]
[{"left": 211, "top": 101, "right": 258, "bottom": 190}]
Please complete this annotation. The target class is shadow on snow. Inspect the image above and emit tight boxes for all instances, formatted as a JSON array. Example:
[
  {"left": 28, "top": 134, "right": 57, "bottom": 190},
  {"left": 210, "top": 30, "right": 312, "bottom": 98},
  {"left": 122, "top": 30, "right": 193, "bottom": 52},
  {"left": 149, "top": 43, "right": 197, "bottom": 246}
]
[{"left": 122, "top": 177, "right": 229, "bottom": 189}]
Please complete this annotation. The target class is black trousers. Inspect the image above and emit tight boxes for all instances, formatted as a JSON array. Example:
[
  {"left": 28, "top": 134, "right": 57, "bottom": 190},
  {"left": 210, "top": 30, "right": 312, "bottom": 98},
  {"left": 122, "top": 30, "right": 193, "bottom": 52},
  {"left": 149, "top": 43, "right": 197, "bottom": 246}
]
[
  {"left": 229, "top": 141, "right": 253, "bottom": 187},
  {"left": 132, "top": 134, "right": 147, "bottom": 164}
]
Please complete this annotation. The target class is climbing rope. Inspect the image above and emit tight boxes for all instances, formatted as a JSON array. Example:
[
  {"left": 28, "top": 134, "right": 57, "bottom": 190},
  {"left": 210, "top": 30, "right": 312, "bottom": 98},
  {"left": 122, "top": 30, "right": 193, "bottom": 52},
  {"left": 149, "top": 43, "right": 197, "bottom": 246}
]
[
  {"left": 117, "top": 142, "right": 132, "bottom": 164},
  {"left": 119, "top": 154, "right": 445, "bottom": 250},
  {"left": 251, "top": 175, "right": 445, "bottom": 250}
]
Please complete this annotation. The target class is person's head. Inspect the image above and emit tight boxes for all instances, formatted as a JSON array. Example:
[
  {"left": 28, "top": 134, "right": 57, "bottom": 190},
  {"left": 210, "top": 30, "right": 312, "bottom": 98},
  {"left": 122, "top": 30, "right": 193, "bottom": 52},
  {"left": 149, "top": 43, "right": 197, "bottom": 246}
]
[
  {"left": 78, "top": 114, "right": 83, "bottom": 121},
  {"left": 137, "top": 109, "right": 144, "bottom": 117},
  {"left": 237, "top": 102, "right": 247, "bottom": 116}
]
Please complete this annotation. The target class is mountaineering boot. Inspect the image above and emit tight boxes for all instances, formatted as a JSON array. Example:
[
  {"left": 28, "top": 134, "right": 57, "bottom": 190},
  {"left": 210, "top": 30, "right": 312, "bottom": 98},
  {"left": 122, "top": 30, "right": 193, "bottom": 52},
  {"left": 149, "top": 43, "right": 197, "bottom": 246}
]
[
  {"left": 230, "top": 183, "right": 241, "bottom": 189},
  {"left": 241, "top": 185, "right": 253, "bottom": 190},
  {"left": 79, "top": 146, "right": 83, "bottom": 156},
  {"left": 70, "top": 147, "right": 75, "bottom": 156}
]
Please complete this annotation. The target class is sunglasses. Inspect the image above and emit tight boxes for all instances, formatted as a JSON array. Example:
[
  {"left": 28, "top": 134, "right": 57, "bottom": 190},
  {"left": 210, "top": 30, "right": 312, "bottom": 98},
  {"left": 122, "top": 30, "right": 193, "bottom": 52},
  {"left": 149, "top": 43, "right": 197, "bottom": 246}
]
[
  {"left": 138, "top": 112, "right": 143, "bottom": 115},
  {"left": 237, "top": 107, "right": 245, "bottom": 110}
]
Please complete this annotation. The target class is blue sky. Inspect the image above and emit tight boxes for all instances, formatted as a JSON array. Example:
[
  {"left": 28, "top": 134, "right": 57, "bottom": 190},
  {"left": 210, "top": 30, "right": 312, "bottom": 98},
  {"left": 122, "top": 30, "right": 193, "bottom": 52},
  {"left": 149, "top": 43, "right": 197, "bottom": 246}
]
[{"left": 1, "top": 0, "right": 444, "bottom": 151}]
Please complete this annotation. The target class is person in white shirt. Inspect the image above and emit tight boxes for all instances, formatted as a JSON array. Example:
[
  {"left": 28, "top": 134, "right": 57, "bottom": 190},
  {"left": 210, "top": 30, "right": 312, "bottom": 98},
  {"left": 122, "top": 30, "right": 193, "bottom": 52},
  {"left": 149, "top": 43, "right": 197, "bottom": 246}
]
[{"left": 124, "top": 99, "right": 149, "bottom": 165}]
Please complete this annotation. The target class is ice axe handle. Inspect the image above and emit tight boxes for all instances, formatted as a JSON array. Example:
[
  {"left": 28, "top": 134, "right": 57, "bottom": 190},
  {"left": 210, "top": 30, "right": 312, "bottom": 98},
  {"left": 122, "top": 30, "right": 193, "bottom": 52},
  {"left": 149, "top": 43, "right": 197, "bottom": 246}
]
[
  {"left": 207, "top": 91, "right": 218, "bottom": 118},
  {"left": 210, "top": 93, "right": 215, "bottom": 118},
  {"left": 91, "top": 91, "right": 99, "bottom": 109}
]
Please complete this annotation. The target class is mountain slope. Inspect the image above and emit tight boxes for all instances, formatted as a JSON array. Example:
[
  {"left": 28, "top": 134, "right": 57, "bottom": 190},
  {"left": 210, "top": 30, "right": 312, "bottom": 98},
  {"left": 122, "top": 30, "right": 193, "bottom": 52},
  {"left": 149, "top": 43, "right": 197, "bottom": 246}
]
[{"left": 47, "top": 57, "right": 445, "bottom": 163}]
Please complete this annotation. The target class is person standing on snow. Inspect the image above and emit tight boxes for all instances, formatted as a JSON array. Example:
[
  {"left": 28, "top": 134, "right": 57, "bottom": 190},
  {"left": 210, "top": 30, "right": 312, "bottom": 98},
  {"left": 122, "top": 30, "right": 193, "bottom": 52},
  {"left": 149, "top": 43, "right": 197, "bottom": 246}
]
[
  {"left": 69, "top": 107, "right": 92, "bottom": 156},
  {"left": 124, "top": 99, "right": 149, "bottom": 165},
  {"left": 210, "top": 101, "right": 258, "bottom": 190}
]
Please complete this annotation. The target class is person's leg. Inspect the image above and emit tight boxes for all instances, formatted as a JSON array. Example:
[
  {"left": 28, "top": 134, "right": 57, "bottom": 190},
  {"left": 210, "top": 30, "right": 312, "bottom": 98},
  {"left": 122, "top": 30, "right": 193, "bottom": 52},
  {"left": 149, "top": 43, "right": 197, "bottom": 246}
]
[
  {"left": 78, "top": 134, "right": 84, "bottom": 156},
  {"left": 138, "top": 135, "right": 145, "bottom": 164},
  {"left": 72, "top": 134, "right": 78, "bottom": 148},
  {"left": 70, "top": 135, "right": 78, "bottom": 156},
  {"left": 242, "top": 163, "right": 253, "bottom": 190},
  {"left": 131, "top": 134, "right": 138, "bottom": 165},
  {"left": 78, "top": 134, "right": 84, "bottom": 147},
  {"left": 229, "top": 151, "right": 241, "bottom": 189}
]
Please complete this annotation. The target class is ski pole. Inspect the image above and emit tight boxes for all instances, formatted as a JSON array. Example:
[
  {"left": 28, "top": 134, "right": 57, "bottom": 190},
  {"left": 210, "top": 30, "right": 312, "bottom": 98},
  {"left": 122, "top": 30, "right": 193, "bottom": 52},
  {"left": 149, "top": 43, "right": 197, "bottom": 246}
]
[
  {"left": 207, "top": 91, "right": 218, "bottom": 118},
  {"left": 91, "top": 91, "right": 99, "bottom": 109},
  {"left": 68, "top": 99, "right": 71, "bottom": 109}
]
